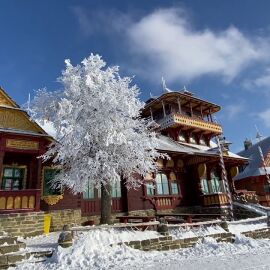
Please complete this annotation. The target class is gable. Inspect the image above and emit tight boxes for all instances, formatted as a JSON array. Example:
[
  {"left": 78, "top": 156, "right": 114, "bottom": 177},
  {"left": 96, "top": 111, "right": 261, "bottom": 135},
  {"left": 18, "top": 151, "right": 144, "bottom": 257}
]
[
  {"left": 0, "top": 87, "right": 47, "bottom": 135},
  {"left": 0, "top": 107, "right": 46, "bottom": 134},
  {"left": 0, "top": 87, "right": 19, "bottom": 108}
]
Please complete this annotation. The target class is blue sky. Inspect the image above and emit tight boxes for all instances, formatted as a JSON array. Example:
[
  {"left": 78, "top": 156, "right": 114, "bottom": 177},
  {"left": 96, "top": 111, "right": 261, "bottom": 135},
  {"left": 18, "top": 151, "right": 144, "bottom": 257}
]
[{"left": 1, "top": 0, "right": 270, "bottom": 152}]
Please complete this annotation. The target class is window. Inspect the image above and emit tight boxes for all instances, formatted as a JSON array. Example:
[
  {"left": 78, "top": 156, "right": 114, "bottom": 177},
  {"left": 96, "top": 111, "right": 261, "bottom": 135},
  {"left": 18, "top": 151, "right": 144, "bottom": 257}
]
[
  {"left": 146, "top": 182, "right": 155, "bottom": 196},
  {"left": 201, "top": 178, "right": 209, "bottom": 194},
  {"left": 264, "top": 185, "right": 270, "bottom": 193},
  {"left": 112, "top": 182, "right": 122, "bottom": 198},
  {"left": 2, "top": 167, "right": 25, "bottom": 190},
  {"left": 156, "top": 173, "right": 169, "bottom": 195},
  {"left": 171, "top": 182, "right": 179, "bottom": 194},
  {"left": 43, "top": 168, "right": 61, "bottom": 196},
  {"left": 209, "top": 169, "right": 224, "bottom": 193},
  {"left": 83, "top": 183, "right": 95, "bottom": 199}
]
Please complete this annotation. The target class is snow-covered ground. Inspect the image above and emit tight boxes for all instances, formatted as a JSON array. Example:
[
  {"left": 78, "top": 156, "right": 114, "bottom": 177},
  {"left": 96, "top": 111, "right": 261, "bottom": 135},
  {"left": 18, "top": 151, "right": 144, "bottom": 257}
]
[{"left": 11, "top": 220, "right": 270, "bottom": 270}]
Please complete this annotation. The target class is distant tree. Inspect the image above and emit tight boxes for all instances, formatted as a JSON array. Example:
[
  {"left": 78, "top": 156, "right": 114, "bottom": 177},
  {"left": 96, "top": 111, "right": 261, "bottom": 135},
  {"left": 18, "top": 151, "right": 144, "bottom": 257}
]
[{"left": 31, "top": 54, "right": 164, "bottom": 224}]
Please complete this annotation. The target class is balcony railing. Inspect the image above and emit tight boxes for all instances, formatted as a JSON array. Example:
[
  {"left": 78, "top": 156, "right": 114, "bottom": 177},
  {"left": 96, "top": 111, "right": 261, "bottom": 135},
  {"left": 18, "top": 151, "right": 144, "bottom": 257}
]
[
  {"left": 144, "top": 195, "right": 181, "bottom": 210},
  {"left": 0, "top": 189, "right": 41, "bottom": 213},
  {"left": 81, "top": 198, "right": 123, "bottom": 215},
  {"left": 157, "top": 113, "right": 223, "bottom": 134},
  {"left": 202, "top": 193, "right": 229, "bottom": 206}
]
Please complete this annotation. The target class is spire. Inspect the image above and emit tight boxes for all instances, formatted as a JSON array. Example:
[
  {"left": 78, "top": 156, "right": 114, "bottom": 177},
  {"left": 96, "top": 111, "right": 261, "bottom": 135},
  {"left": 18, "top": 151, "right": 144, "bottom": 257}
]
[
  {"left": 255, "top": 125, "right": 263, "bottom": 142},
  {"left": 161, "top": 77, "right": 171, "bottom": 93}
]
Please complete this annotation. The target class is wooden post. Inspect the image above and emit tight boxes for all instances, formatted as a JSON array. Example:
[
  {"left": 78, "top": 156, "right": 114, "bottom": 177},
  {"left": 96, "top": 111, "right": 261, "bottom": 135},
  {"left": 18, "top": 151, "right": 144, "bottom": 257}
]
[
  {"left": 209, "top": 108, "right": 213, "bottom": 122},
  {"left": 0, "top": 152, "right": 4, "bottom": 189},
  {"left": 177, "top": 98, "right": 182, "bottom": 114},
  {"left": 190, "top": 102, "right": 193, "bottom": 117},
  {"left": 161, "top": 100, "right": 166, "bottom": 118},
  {"left": 200, "top": 105, "right": 203, "bottom": 118},
  {"left": 36, "top": 157, "right": 42, "bottom": 191}
]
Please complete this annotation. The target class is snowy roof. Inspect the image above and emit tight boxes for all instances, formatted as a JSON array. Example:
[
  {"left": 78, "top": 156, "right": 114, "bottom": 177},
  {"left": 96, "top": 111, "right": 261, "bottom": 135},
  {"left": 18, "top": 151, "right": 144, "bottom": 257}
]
[
  {"left": 156, "top": 135, "right": 193, "bottom": 154},
  {"left": 0, "top": 127, "right": 52, "bottom": 137},
  {"left": 234, "top": 136, "right": 270, "bottom": 180},
  {"left": 156, "top": 136, "right": 246, "bottom": 161},
  {"left": 178, "top": 140, "right": 246, "bottom": 160}
]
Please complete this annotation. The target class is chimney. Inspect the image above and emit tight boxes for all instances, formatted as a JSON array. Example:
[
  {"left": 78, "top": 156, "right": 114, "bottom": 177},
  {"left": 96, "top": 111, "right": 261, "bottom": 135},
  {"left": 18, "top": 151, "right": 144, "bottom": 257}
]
[{"left": 244, "top": 138, "right": 252, "bottom": 150}]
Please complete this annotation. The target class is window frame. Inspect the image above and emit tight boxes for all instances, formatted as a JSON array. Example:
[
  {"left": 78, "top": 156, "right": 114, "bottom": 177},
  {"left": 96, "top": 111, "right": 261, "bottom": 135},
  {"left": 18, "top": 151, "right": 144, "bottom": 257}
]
[
  {"left": 1, "top": 165, "right": 27, "bottom": 191},
  {"left": 42, "top": 166, "right": 62, "bottom": 197}
]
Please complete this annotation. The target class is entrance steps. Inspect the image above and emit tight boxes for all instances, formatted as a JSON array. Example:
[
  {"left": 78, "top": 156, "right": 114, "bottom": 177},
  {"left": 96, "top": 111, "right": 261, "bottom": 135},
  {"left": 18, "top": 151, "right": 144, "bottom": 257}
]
[{"left": 0, "top": 232, "right": 52, "bottom": 269}]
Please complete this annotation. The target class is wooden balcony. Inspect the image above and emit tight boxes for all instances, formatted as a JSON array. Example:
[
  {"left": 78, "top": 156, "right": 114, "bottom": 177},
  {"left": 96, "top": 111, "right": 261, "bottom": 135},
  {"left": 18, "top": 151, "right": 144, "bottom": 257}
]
[
  {"left": 157, "top": 113, "right": 223, "bottom": 134},
  {"left": 0, "top": 189, "right": 41, "bottom": 214},
  {"left": 202, "top": 193, "right": 229, "bottom": 206}
]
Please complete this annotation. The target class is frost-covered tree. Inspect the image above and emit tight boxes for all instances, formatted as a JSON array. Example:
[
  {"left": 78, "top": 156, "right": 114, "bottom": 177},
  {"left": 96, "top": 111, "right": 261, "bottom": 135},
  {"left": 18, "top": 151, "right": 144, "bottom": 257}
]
[{"left": 31, "top": 54, "right": 164, "bottom": 224}]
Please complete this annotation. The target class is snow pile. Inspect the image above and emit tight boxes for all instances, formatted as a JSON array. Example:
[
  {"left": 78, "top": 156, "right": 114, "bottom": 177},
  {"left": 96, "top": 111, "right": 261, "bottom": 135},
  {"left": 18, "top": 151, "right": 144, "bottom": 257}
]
[
  {"left": 228, "top": 216, "right": 268, "bottom": 234},
  {"left": 170, "top": 225, "right": 226, "bottom": 239},
  {"left": 12, "top": 228, "right": 270, "bottom": 270},
  {"left": 233, "top": 201, "right": 267, "bottom": 216}
]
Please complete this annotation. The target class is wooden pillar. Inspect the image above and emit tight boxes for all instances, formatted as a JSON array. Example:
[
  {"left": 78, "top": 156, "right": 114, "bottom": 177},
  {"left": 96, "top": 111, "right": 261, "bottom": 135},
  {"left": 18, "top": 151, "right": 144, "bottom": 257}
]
[
  {"left": 36, "top": 158, "right": 42, "bottom": 191},
  {"left": 0, "top": 152, "right": 4, "bottom": 189},
  {"left": 209, "top": 108, "right": 213, "bottom": 122},
  {"left": 161, "top": 100, "right": 166, "bottom": 118},
  {"left": 177, "top": 98, "right": 182, "bottom": 114},
  {"left": 200, "top": 105, "right": 203, "bottom": 118},
  {"left": 190, "top": 102, "right": 193, "bottom": 117}
]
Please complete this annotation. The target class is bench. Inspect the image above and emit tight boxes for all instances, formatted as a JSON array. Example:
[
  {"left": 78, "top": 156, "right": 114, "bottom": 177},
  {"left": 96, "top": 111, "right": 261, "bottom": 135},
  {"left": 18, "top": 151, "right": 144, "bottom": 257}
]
[
  {"left": 156, "top": 213, "right": 223, "bottom": 223},
  {"left": 71, "top": 221, "right": 160, "bottom": 236},
  {"left": 116, "top": 216, "right": 156, "bottom": 223}
]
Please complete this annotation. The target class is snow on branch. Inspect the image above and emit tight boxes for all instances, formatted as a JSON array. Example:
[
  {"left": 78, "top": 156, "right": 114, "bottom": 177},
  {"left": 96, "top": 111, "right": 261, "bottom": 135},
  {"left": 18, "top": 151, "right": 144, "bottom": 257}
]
[{"left": 31, "top": 54, "right": 166, "bottom": 193}]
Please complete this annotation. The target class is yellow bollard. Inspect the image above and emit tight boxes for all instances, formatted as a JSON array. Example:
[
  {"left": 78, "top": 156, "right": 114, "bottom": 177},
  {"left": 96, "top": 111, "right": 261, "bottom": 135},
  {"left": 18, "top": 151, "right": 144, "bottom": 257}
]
[{"left": 44, "top": 214, "right": 52, "bottom": 234}]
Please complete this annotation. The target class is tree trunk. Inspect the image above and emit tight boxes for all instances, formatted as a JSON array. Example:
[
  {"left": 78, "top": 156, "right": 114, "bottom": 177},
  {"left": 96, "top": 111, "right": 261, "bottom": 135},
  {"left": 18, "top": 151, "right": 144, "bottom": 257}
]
[{"left": 100, "top": 183, "right": 112, "bottom": 224}]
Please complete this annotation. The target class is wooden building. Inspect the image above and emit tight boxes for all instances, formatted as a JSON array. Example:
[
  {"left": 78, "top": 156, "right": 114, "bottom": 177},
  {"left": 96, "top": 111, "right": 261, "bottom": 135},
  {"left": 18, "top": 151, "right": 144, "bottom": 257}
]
[
  {"left": 0, "top": 87, "right": 79, "bottom": 215},
  {"left": 81, "top": 88, "right": 248, "bottom": 217},
  {"left": 234, "top": 137, "right": 270, "bottom": 206},
  {"left": 0, "top": 86, "right": 248, "bottom": 220}
]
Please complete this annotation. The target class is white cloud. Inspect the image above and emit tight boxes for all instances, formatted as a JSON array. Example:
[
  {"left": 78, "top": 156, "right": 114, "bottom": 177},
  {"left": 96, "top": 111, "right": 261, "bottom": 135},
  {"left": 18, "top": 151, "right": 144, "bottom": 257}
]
[
  {"left": 72, "top": 7, "right": 270, "bottom": 84},
  {"left": 128, "top": 8, "right": 270, "bottom": 82},
  {"left": 223, "top": 102, "right": 246, "bottom": 120},
  {"left": 258, "top": 108, "right": 270, "bottom": 128},
  {"left": 243, "top": 68, "right": 270, "bottom": 90}
]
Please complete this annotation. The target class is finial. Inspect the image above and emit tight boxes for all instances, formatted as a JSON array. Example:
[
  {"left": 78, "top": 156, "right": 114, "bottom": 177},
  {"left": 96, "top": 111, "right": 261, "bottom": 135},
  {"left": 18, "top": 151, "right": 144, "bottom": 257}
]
[
  {"left": 161, "top": 76, "right": 170, "bottom": 93},
  {"left": 255, "top": 125, "right": 263, "bottom": 142}
]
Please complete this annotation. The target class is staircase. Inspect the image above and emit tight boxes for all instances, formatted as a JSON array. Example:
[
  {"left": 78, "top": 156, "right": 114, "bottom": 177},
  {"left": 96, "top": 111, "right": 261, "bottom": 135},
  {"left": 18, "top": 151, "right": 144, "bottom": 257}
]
[{"left": 0, "top": 231, "right": 52, "bottom": 269}]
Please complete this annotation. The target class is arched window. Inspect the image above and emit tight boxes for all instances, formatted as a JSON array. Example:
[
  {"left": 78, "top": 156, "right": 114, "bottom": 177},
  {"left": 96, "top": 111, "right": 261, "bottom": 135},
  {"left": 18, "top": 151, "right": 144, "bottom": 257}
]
[
  {"left": 146, "top": 182, "right": 155, "bottom": 196},
  {"left": 156, "top": 173, "right": 169, "bottom": 195},
  {"left": 201, "top": 179, "right": 209, "bottom": 194},
  {"left": 210, "top": 168, "right": 224, "bottom": 193}
]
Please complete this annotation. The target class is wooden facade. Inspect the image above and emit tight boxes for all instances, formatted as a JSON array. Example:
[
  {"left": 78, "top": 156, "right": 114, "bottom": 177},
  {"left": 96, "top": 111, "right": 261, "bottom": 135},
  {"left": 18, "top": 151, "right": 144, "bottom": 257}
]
[{"left": 0, "top": 87, "right": 247, "bottom": 217}]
